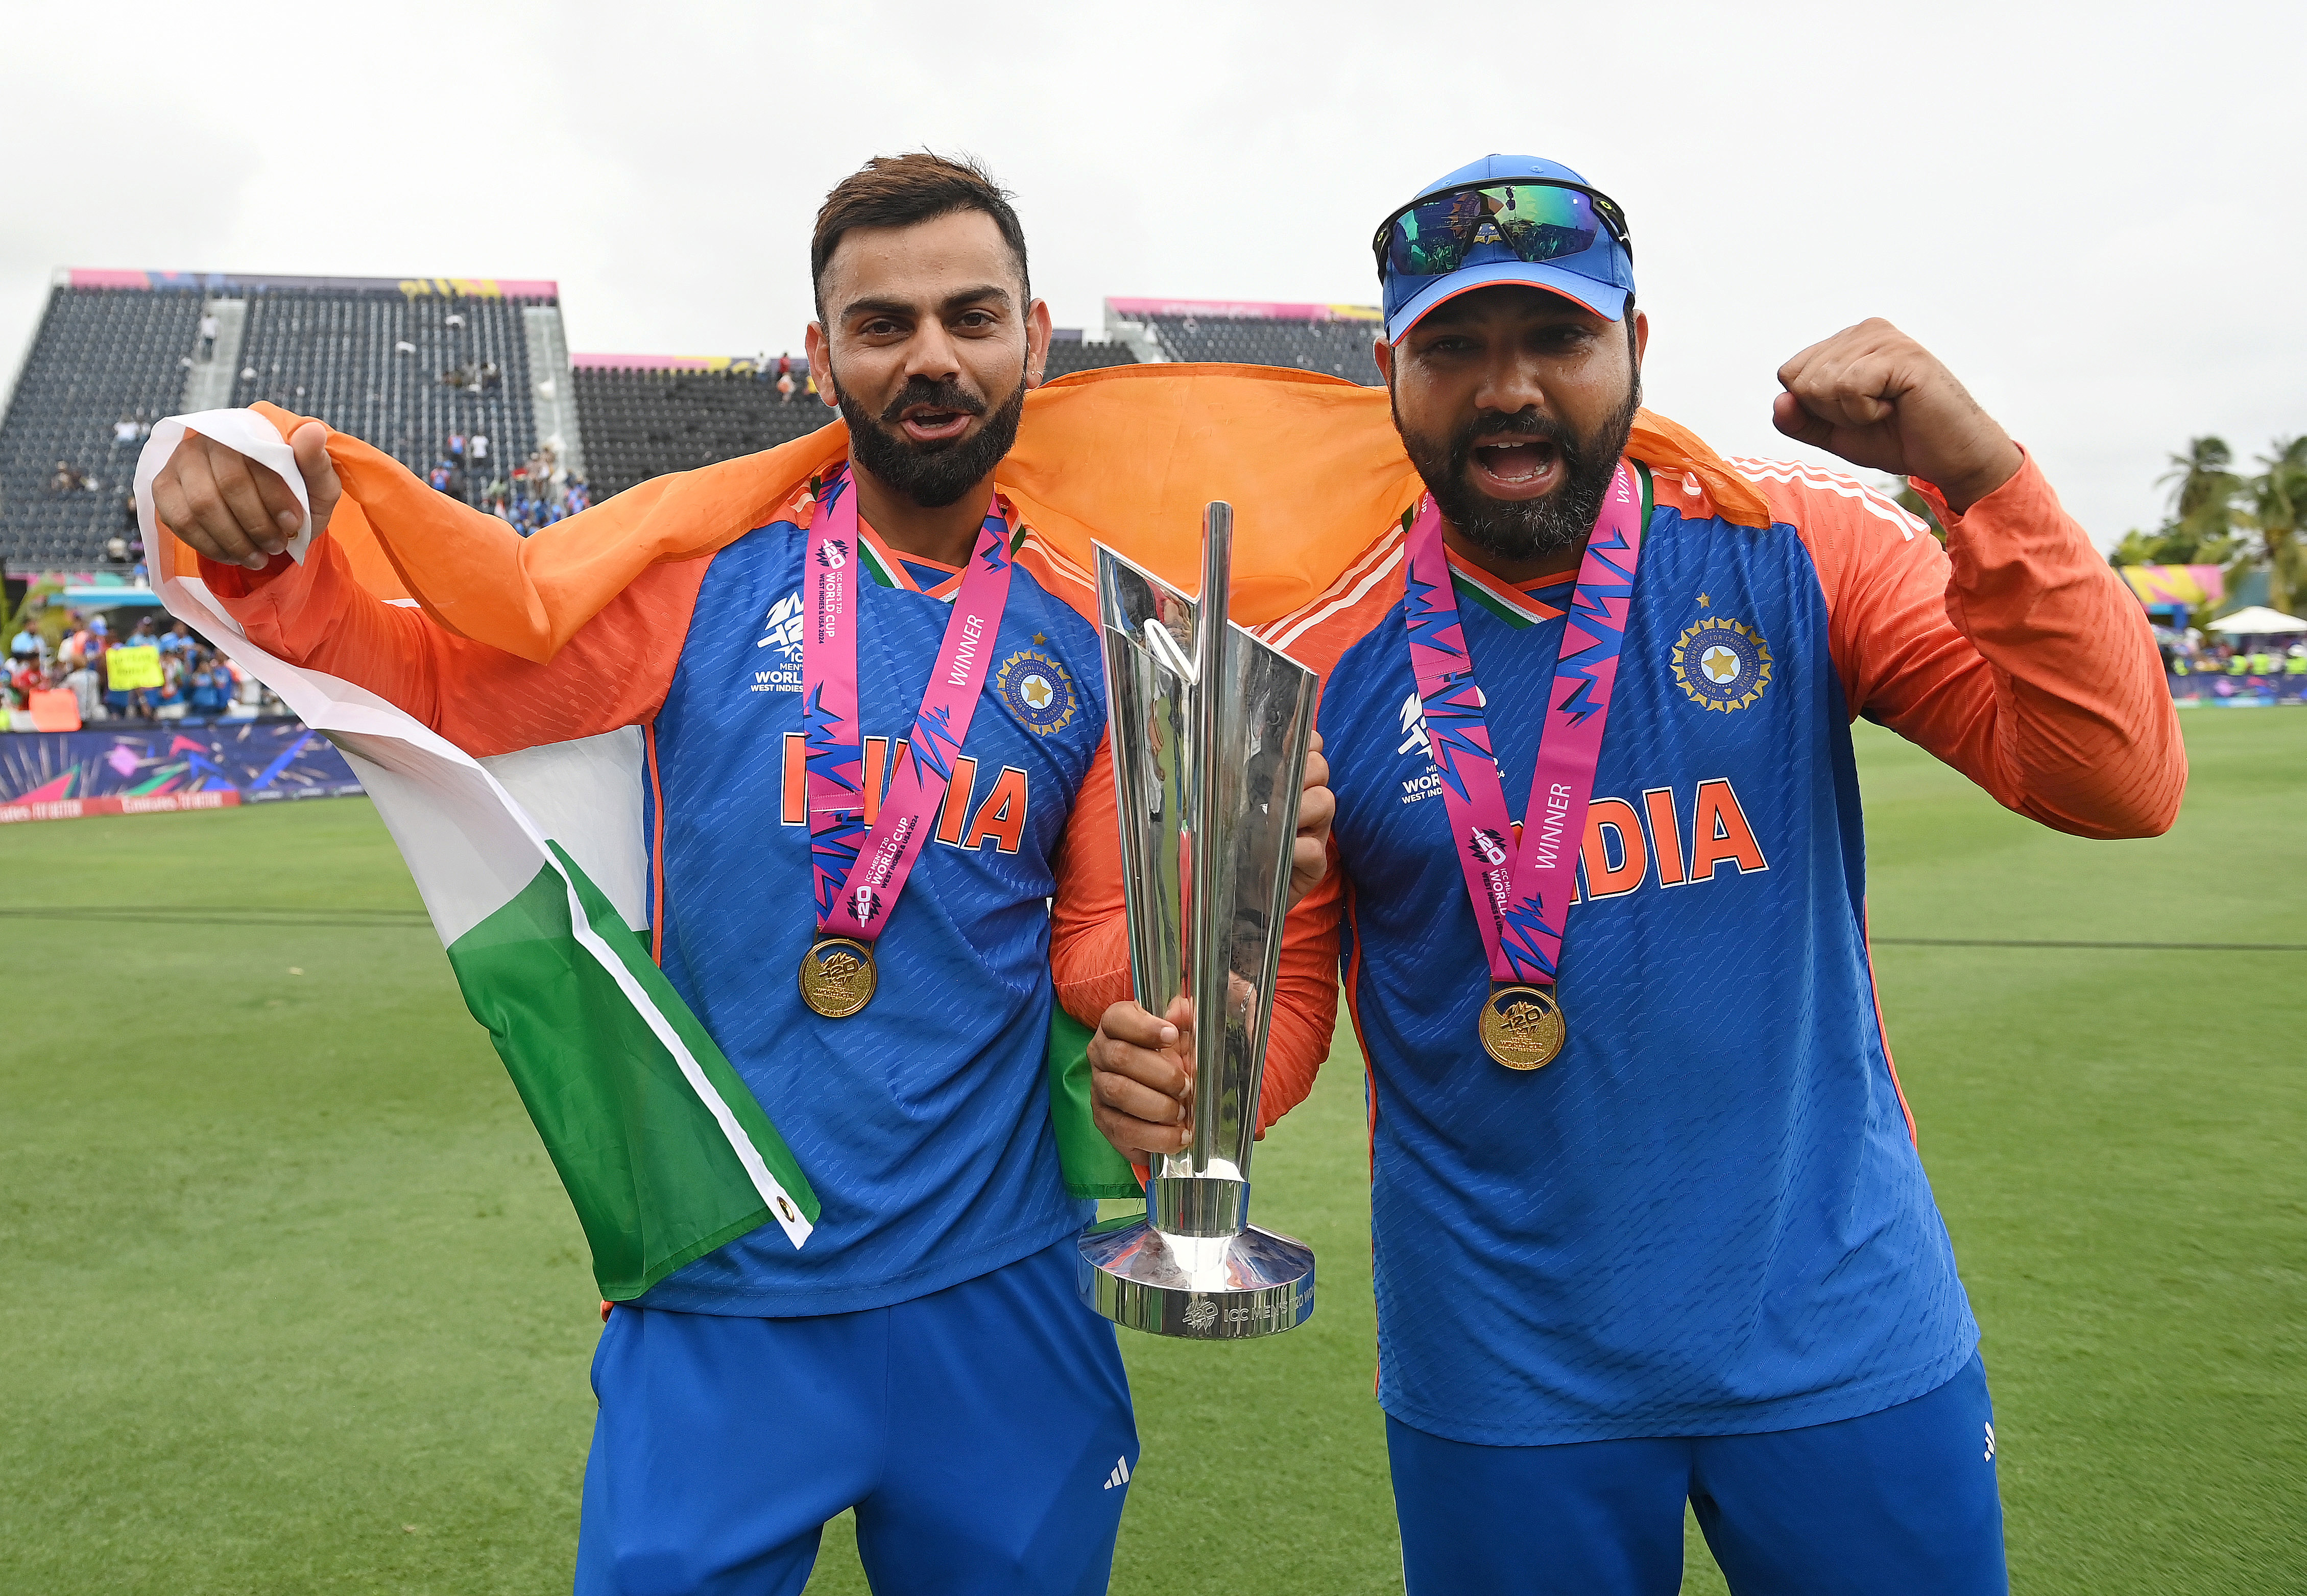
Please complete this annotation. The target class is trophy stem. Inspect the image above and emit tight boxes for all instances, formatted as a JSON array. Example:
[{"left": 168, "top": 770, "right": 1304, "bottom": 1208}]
[{"left": 1187, "top": 500, "right": 1234, "bottom": 1188}]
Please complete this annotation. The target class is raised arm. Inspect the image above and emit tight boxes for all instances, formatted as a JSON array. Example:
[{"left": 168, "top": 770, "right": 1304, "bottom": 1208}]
[
  {"left": 155, "top": 417, "right": 703, "bottom": 757},
  {"left": 1769, "top": 319, "right": 2184, "bottom": 837}
]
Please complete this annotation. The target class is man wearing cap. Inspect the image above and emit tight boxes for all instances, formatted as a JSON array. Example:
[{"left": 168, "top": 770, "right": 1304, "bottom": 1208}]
[{"left": 1089, "top": 155, "right": 2183, "bottom": 1592}]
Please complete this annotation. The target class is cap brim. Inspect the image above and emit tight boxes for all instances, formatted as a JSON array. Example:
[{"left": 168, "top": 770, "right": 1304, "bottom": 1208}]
[{"left": 1385, "top": 261, "right": 1629, "bottom": 345}]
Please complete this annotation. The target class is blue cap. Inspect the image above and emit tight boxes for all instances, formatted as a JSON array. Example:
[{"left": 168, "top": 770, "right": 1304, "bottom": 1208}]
[{"left": 1379, "top": 154, "right": 1635, "bottom": 344}]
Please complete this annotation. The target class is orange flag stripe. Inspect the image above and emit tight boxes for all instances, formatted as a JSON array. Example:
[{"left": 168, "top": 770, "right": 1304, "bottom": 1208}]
[{"left": 153, "top": 366, "right": 1771, "bottom": 662}]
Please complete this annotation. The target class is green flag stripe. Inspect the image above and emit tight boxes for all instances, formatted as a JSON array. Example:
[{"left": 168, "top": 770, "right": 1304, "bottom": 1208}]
[
  {"left": 445, "top": 851, "right": 818, "bottom": 1300},
  {"left": 546, "top": 843, "right": 819, "bottom": 1228}
]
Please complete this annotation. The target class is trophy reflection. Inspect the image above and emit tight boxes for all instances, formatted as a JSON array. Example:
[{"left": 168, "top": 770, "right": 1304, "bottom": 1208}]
[{"left": 1077, "top": 503, "right": 1320, "bottom": 1340}]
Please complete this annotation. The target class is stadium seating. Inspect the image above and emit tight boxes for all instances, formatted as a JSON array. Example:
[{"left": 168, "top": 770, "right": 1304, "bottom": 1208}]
[
  {"left": 0, "top": 286, "right": 204, "bottom": 567},
  {"left": 570, "top": 365, "right": 833, "bottom": 499},
  {"left": 1042, "top": 338, "right": 1139, "bottom": 381},
  {"left": 231, "top": 288, "right": 543, "bottom": 488},
  {"left": 0, "top": 274, "right": 560, "bottom": 568},
  {"left": 1145, "top": 311, "right": 1382, "bottom": 384}
]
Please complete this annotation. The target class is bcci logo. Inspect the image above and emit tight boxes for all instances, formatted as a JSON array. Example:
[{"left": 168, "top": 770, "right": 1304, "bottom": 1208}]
[
  {"left": 1671, "top": 615, "right": 1773, "bottom": 713},
  {"left": 750, "top": 590, "right": 805, "bottom": 694},
  {"left": 995, "top": 648, "right": 1077, "bottom": 736}
]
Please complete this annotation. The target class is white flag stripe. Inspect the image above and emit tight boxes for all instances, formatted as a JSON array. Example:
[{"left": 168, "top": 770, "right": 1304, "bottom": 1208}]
[{"left": 138, "top": 412, "right": 811, "bottom": 1250}]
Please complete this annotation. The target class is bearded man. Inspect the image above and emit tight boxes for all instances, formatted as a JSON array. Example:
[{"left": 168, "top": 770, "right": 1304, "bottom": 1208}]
[
  {"left": 1088, "top": 153, "right": 2182, "bottom": 1594},
  {"left": 149, "top": 153, "right": 1333, "bottom": 1596}
]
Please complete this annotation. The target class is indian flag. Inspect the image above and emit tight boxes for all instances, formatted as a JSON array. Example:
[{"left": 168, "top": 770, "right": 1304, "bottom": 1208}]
[{"left": 138, "top": 411, "right": 816, "bottom": 1302}]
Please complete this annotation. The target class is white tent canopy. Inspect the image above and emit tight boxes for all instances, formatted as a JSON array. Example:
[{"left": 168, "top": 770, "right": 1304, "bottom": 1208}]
[{"left": 2208, "top": 606, "right": 2307, "bottom": 635}]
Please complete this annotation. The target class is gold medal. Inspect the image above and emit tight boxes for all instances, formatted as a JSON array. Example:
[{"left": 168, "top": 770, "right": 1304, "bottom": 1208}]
[
  {"left": 798, "top": 936, "right": 878, "bottom": 1019},
  {"left": 1479, "top": 983, "right": 1565, "bottom": 1071}
]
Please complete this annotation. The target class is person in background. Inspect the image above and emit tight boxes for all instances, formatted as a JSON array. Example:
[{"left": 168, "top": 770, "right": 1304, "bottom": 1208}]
[
  {"left": 9, "top": 620, "right": 40, "bottom": 662},
  {"left": 199, "top": 313, "right": 219, "bottom": 361},
  {"left": 429, "top": 461, "right": 454, "bottom": 494},
  {"left": 65, "top": 655, "right": 103, "bottom": 722},
  {"left": 472, "top": 432, "right": 490, "bottom": 468},
  {"left": 777, "top": 370, "right": 797, "bottom": 403},
  {"left": 448, "top": 431, "right": 467, "bottom": 464},
  {"left": 115, "top": 416, "right": 140, "bottom": 447},
  {"left": 566, "top": 478, "right": 591, "bottom": 514},
  {"left": 154, "top": 651, "right": 188, "bottom": 720}
]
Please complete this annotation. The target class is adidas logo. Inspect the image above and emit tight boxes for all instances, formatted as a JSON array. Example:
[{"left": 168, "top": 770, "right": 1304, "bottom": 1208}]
[{"left": 1101, "top": 1455, "right": 1132, "bottom": 1491}]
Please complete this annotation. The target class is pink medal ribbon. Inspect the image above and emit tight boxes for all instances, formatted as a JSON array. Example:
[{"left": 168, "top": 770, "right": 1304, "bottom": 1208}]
[
  {"left": 1403, "top": 458, "right": 1644, "bottom": 1068},
  {"left": 795, "top": 468, "right": 1015, "bottom": 1018}
]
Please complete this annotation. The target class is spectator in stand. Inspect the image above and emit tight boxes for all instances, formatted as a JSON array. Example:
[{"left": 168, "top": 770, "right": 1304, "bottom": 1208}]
[
  {"left": 154, "top": 651, "right": 188, "bottom": 720},
  {"left": 5, "top": 653, "right": 42, "bottom": 712},
  {"left": 114, "top": 416, "right": 139, "bottom": 447},
  {"left": 199, "top": 312, "right": 219, "bottom": 360},
  {"left": 50, "top": 460, "right": 80, "bottom": 492},
  {"left": 776, "top": 350, "right": 792, "bottom": 379},
  {"left": 65, "top": 655, "right": 103, "bottom": 722},
  {"left": 566, "top": 478, "right": 592, "bottom": 514},
  {"left": 448, "top": 431, "right": 467, "bottom": 464},
  {"left": 776, "top": 370, "right": 797, "bottom": 403},
  {"left": 9, "top": 620, "right": 39, "bottom": 662},
  {"left": 429, "top": 461, "right": 454, "bottom": 493},
  {"left": 471, "top": 432, "right": 490, "bottom": 468},
  {"left": 186, "top": 651, "right": 225, "bottom": 716}
]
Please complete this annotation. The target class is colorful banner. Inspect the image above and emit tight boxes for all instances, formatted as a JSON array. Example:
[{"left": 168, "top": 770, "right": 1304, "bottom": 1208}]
[
  {"left": 2119, "top": 564, "right": 2225, "bottom": 608},
  {"left": 1103, "top": 296, "right": 1382, "bottom": 323},
  {"left": 0, "top": 720, "right": 364, "bottom": 818},
  {"left": 571, "top": 353, "right": 808, "bottom": 375},
  {"left": 66, "top": 269, "right": 558, "bottom": 301}
]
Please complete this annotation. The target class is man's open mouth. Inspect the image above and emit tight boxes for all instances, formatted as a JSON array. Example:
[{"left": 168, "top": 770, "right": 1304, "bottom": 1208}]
[
  {"left": 898, "top": 404, "right": 974, "bottom": 445},
  {"left": 1469, "top": 437, "right": 1562, "bottom": 499}
]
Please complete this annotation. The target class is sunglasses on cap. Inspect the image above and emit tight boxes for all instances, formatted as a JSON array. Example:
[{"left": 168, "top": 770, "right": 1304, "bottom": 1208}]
[{"left": 1373, "top": 180, "right": 1631, "bottom": 279}]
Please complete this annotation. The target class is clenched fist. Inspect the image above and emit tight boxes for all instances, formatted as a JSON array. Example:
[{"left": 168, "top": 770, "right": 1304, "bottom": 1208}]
[
  {"left": 151, "top": 421, "right": 343, "bottom": 569},
  {"left": 1772, "top": 319, "right": 2022, "bottom": 515}
]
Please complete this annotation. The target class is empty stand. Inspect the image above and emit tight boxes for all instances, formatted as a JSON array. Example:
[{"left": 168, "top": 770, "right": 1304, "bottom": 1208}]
[
  {"left": 0, "top": 286, "right": 204, "bottom": 567},
  {"left": 571, "top": 366, "right": 834, "bottom": 498},
  {"left": 1147, "top": 312, "right": 1382, "bottom": 383},
  {"left": 231, "top": 287, "right": 544, "bottom": 487},
  {"left": 1042, "top": 340, "right": 1139, "bottom": 380},
  {"left": 2, "top": 273, "right": 568, "bottom": 569}
]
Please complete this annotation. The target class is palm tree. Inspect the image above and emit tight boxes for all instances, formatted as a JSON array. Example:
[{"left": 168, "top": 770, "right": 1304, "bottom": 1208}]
[
  {"left": 2244, "top": 437, "right": 2307, "bottom": 617},
  {"left": 2154, "top": 436, "right": 2246, "bottom": 559}
]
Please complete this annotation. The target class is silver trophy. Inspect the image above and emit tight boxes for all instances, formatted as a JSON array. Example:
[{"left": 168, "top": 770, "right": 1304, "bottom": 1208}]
[{"left": 1077, "top": 503, "right": 1320, "bottom": 1340}]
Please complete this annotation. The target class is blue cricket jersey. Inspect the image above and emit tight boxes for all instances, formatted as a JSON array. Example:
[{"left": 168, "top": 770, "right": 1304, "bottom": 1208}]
[
  {"left": 634, "top": 502, "right": 1111, "bottom": 1317},
  {"left": 1268, "top": 458, "right": 2003, "bottom": 1444}
]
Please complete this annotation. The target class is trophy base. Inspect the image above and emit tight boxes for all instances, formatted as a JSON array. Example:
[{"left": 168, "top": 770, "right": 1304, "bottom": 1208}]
[{"left": 1077, "top": 1217, "right": 1314, "bottom": 1339}]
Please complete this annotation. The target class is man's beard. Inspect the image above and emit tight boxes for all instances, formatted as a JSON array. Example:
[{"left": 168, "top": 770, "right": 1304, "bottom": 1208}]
[
  {"left": 837, "top": 367, "right": 1027, "bottom": 510},
  {"left": 1395, "top": 381, "right": 1640, "bottom": 564}
]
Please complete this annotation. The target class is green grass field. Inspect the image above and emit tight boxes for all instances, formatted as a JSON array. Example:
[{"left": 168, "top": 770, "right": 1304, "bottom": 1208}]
[{"left": 4, "top": 713, "right": 2301, "bottom": 1593}]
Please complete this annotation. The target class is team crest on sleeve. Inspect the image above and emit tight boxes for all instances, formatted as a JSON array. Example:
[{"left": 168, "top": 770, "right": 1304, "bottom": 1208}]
[
  {"left": 1671, "top": 616, "right": 1773, "bottom": 712},
  {"left": 995, "top": 648, "right": 1077, "bottom": 735}
]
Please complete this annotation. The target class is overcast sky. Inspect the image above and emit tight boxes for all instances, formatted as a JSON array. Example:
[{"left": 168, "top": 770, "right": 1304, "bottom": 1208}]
[{"left": 4, "top": 0, "right": 2299, "bottom": 545}]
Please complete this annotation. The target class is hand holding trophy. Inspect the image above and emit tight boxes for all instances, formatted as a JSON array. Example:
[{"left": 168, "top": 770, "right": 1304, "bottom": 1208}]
[{"left": 1077, "top": 504, "right": 1320, "bottom": 1340}]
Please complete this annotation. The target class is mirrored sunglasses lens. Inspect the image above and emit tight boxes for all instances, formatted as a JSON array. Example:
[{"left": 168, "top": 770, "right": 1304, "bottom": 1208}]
[
  {"left": 1386, "top": 191, "right": 1488, "bottom": 276},
  {"left": 1482, "top": 185, "right": 1600, "bottom": 262}
]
